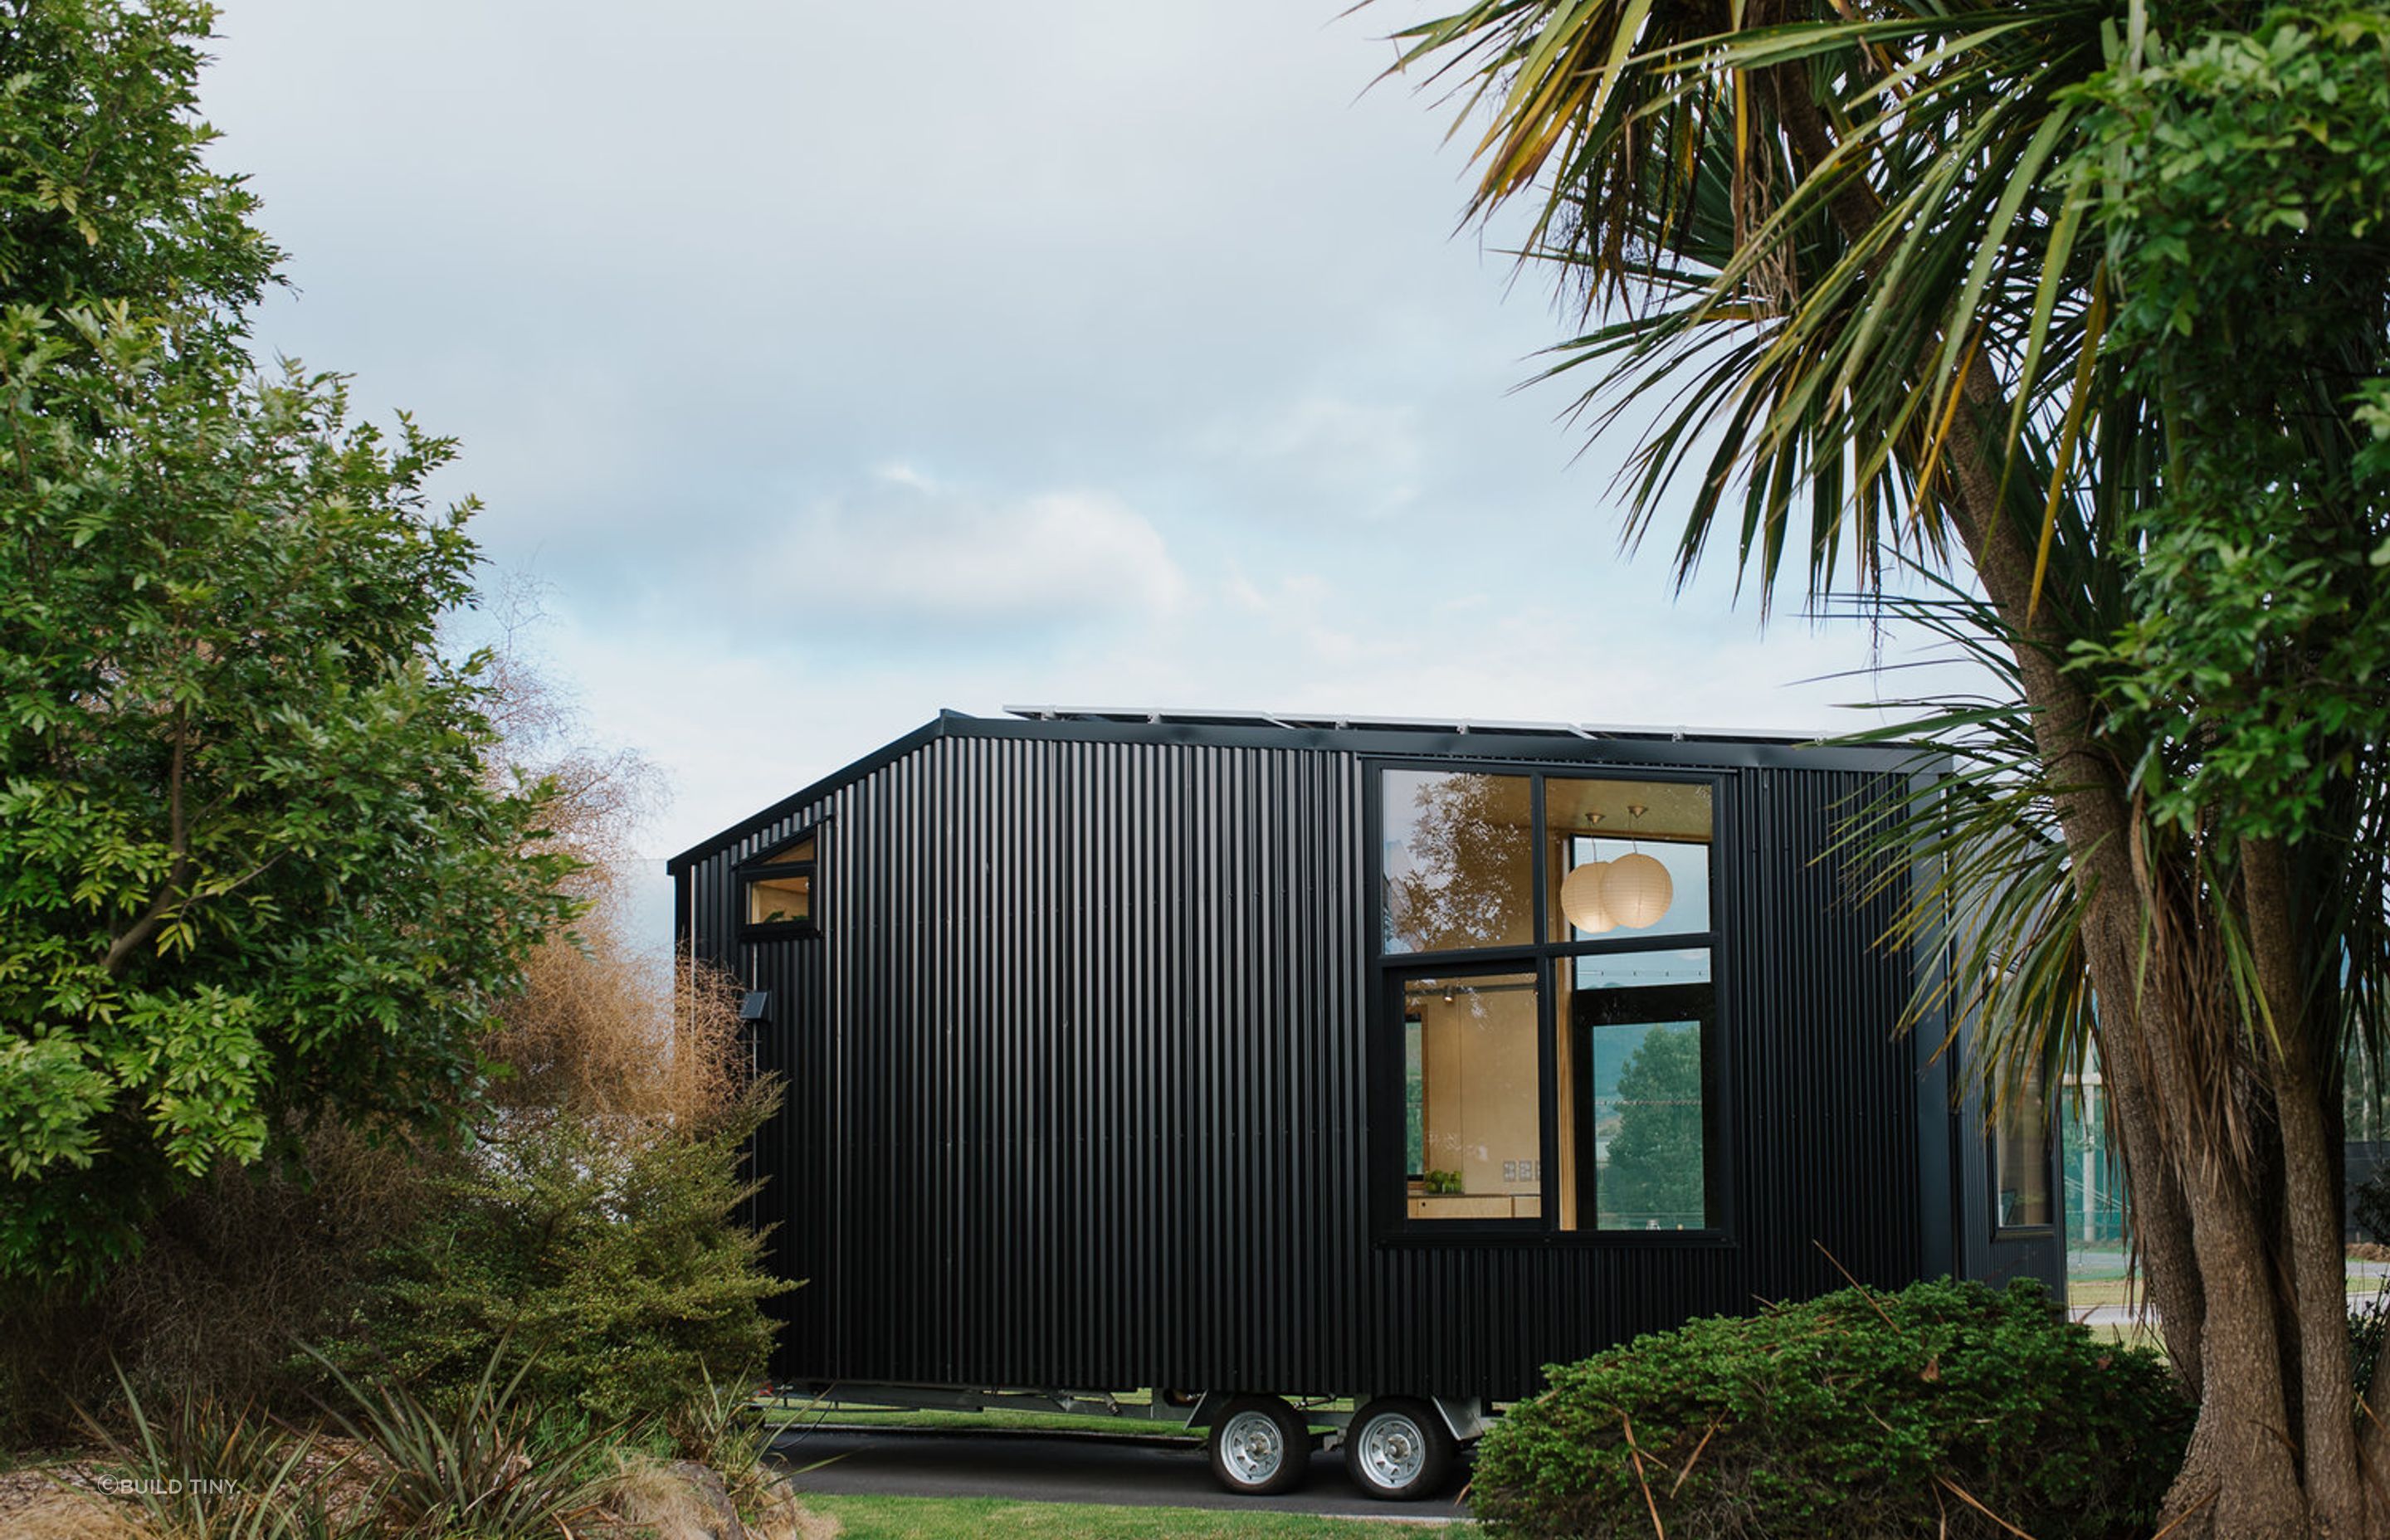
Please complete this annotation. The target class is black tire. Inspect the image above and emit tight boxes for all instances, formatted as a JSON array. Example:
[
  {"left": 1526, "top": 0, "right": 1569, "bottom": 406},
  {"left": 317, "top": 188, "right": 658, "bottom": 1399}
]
[
  {"left": 1344, "top": 1397, "right": 1456, "bottom": 1501},
  {"left": 1206, "top": 1394, "right": 1310, "bottom": 1496}
]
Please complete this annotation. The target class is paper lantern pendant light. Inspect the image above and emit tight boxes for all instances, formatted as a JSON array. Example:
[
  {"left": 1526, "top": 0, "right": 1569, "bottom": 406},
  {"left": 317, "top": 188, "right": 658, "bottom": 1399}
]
[
  {"left": 1601, "top": 851, "right": 1673, "bottom": 929},
  {"left": 1559, "top": 860, "right": 1617, "bottom": 933}
]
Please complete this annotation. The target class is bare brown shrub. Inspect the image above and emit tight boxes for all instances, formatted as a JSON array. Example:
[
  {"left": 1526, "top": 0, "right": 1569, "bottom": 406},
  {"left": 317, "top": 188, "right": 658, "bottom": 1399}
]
[
  {"left": 0, "top": 1124, "right": 427, "bottom": 1435},
  {"left": 106, "top": 1128, "right": 421, "bottom": 1391},
  {"left": 471, "top": 578, "right": 745, "bottom": 1129},
  {"left": 488, "top": 885, "right": 745, "bottom": 1128}
]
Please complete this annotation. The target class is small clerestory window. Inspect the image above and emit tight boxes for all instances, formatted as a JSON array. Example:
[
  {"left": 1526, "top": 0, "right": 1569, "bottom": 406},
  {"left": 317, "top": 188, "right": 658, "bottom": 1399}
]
[{"left": 740, "top": 831, "right": 818, "bottom": 934}]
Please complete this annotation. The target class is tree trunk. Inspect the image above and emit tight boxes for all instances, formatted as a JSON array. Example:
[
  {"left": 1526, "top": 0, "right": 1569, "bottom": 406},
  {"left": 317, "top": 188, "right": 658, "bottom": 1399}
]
[
  {"left": 1756, "top": 84, "right": 2207, "bottom": 1389},
  {"left": 2250, "top": 836, "right": 2368, "bottom": 1535},
  {"left": 1901, "top": 235, "right": 2338, "bottom": 1540},
  {"left": 1766, "top": 40, "right": 2212, "bottom": 1399},
  {"left": 1766, "top": 60, "right": 2352, "bottom": 1540},
  {"left": 1941, "top": 349, "right": 2336, "bottom": 1540}
]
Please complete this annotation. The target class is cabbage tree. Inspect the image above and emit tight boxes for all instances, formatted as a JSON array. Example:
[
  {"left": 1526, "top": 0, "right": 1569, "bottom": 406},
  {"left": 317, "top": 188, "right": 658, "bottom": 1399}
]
[{"left": 1387, "top": 1, "right": 2390, "bottom": 1532}]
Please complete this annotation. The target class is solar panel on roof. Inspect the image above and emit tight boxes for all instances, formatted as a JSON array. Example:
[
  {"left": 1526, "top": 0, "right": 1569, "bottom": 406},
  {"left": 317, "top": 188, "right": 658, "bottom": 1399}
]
[{"left": 998, "top": 704, "right": 1820, "bottom": 745}]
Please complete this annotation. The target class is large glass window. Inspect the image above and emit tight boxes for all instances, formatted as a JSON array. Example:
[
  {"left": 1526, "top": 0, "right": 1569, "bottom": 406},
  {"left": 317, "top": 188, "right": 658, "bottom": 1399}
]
[
  {"left": 1545, "top": 778, "right": 1712, "bottom": 941},
  {"left": 1556, "top": 954, "right": 1715, "bottom": 1231},
  {"left": 1402, "top": 972, "right": 1543, "bottom": 1220},
  {"left": 1379, "top": 766, "right": 1719, "bottom": 1236}
]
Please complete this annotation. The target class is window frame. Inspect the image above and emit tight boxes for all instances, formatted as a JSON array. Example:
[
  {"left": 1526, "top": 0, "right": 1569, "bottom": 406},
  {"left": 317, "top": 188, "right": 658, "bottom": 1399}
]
[
  {"left": 1559, "top": 970, "right": 1720, "bottom": 1237},
  {"left": 1366, "top": 758, "right": 1736, "bottom": 1247},
  {"left": 1989, "top": 1053, "right": 2059, "bottom": 1240},
  {"left": 737, "top": 824, "right": 824, "bottom": 940},
  {"left": 1377, "top": 958, "right": 1551, "bottom": 1239}
]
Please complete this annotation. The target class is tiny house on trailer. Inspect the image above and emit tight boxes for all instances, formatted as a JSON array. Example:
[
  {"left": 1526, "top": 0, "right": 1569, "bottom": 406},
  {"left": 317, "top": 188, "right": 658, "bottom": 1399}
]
[{"left": 670, "top": 707, "right": 2062, "bottom": 1501}]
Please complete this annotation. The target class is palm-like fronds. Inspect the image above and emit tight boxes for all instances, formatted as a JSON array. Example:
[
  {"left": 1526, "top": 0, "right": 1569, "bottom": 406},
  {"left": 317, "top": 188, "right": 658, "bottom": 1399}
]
[
  {"left": 1383, "top": 0, "right": 2390, "bottom": 1151},
  {"left": 1384, "top": 12, "right": 2390, "bottom": 1499},
  {"left": 1383, "top": 0, "right": 2144, "bottom": 1113},
  {"left": 78, "top": 1368, "right": 358, "bottom": 1540},
  {"left": 306, "top": 1343, "right": 624, "bottom": 1540},
  {"left": 1388, "top": 0, "right": 2130, "bottom": 613},
  {"left": 1817, "top": 572, "right": 2092, "bottom": 1112}
]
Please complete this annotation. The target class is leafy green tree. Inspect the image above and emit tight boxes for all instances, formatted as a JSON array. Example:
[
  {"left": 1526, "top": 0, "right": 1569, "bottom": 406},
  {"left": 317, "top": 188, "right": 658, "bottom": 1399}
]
[
  {"left": 1388, "top": 0, "right": 2390, "bottom": 1530},
  {"left": 0, "top": 0, "right": 276, "bottom": 358},
  {"left": 0, "top": 1, "right": 570, "bottom": 1290},
  {"left": 1598, "top": 1025, "right": 1704, "bottom": 1229}
]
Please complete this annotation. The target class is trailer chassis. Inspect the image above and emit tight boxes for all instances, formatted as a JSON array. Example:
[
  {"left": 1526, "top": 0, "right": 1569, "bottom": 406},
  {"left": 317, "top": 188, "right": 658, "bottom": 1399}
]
[{"left": 758, "top": 1380, "right": 1487, "bottom": 1501}]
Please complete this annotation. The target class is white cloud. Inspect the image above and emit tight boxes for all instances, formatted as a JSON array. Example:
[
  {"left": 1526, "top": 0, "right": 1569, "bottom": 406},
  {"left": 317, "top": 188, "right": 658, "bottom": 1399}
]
[
  {"left": 198, "top": 0, "right": 2004, "bottom": 879},
  {"left": 751, "top": 470, "right": 1187, "bottom": 631},
  {"left": 1195, "top": 394, "right": 1426, "bottom": 518}
]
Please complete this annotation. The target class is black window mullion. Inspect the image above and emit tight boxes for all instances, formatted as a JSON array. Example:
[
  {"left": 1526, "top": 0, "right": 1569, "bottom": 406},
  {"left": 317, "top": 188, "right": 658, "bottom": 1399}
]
[
  {"left": 1531, "top": 776, "right": 1558, "bottom": 1234},
  {"left": 1550, "top": 930, "right": 1719, "bottom": 962}
]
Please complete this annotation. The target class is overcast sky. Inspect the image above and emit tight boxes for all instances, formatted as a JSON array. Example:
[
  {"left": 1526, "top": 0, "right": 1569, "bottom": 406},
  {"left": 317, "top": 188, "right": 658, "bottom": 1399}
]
[{"left": 198, "top": 1, "right": 1950, "bottom": 863}]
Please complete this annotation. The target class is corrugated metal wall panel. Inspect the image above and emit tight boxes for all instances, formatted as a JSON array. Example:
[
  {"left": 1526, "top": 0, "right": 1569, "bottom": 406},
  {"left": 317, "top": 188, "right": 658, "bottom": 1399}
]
[{"left": 688, "top": 732, "right": 1928, "bottom": 1402}]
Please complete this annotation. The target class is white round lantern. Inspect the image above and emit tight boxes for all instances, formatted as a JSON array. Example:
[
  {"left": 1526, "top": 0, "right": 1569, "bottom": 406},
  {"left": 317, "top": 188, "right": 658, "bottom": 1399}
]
[
  {"left": 1559, "top": 860, "right": 1617, "bottom": 934},
  {"left": 1600, "top": 851, "right": 1674, "bottom": 929}
]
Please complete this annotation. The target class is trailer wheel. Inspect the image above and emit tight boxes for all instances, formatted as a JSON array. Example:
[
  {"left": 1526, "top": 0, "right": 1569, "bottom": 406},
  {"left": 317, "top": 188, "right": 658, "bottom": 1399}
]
[
  {"left": 1345, "top": 1398, "right": 1455, "bottom": 1501},
  {"left": 1207, "top": 1395, "right": 1310, "bottom": 1495}
]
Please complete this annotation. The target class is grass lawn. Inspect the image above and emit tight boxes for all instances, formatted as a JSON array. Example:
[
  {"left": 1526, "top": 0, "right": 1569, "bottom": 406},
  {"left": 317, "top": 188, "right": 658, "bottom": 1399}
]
[
  {"left": 2082, "top": 1320, "right": 2166, "bottom": 1352},
  {"left": 802, "top": 1494, "right": 1456, "bottom": 1538},
  {"left": 2069, "top": 1274, "right": 2383, "bottom": 1312},
  {"left": 2065, "top": 1277, "right": 2139, "bottom": 1311}
]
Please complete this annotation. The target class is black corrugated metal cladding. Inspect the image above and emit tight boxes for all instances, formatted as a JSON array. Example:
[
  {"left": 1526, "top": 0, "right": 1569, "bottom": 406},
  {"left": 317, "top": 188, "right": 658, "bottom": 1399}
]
[{"left": 685, "top": 728, "right": 1924, "bottom": 1403}]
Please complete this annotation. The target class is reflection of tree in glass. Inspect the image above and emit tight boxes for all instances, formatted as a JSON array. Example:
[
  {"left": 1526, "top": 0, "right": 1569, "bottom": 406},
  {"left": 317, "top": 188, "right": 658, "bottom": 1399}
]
[
  {"left": 1387, "top": 776, "right": 1531, "bottom": 953},
  {"left": 1600, "top": 1025, "right": 1705, "bottom": 1228}
]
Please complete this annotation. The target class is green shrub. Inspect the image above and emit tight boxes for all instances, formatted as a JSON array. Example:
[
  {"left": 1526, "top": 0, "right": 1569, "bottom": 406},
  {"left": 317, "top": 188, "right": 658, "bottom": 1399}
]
[
  {"left": 1471, "top": 1277, "right": 2190, "bottom": 1540},
  {"left": 324, "top": 1083, "right": 787, "bottom": 1430}
]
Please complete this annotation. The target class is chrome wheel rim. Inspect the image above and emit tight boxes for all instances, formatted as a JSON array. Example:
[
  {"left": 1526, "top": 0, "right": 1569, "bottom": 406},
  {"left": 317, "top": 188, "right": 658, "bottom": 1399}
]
[
  {"left": 1358, "top": 1412, "right": 1427, "bottom": 1492},
  {"left": 1219, "top": 1409, "right": 1288, "bottom": 1486}
]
